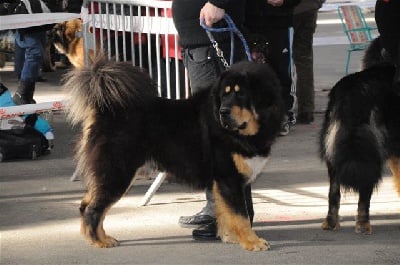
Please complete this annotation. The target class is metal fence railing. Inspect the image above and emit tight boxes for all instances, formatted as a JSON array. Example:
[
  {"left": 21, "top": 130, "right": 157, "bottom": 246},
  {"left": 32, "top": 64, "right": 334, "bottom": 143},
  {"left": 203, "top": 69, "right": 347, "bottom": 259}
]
[{"left": 81, "top": 0, "right": 189, "bottom": 99}]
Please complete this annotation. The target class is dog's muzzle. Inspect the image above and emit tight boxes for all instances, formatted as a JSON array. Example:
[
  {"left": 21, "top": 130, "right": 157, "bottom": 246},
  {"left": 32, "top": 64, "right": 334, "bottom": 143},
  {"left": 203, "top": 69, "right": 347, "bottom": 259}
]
[{"left": 219, "top": 107, "right": 247, "bottom": 131}]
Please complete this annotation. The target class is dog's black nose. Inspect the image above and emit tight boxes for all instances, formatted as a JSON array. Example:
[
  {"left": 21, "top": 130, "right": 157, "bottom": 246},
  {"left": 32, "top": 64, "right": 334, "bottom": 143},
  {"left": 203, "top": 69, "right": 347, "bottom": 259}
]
[{"left": 219, "top": 107, "right": 231, "bottom": 115}]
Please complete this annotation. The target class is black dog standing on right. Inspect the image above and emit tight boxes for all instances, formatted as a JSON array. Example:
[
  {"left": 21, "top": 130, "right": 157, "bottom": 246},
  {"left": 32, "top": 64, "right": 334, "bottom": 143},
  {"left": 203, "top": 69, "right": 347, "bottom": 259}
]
[
  {"left": 320, "top": 0, "right": 400, "bottom": 233},
  {"left": 319, "top": 63, "right": 400, "bottom": 234}
]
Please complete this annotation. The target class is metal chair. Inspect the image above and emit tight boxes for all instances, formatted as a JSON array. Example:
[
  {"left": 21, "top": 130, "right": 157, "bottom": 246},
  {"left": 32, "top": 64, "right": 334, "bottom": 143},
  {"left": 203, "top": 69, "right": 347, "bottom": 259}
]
[{"left": 337, "top": 5, "right": 377, "bottom": 74}]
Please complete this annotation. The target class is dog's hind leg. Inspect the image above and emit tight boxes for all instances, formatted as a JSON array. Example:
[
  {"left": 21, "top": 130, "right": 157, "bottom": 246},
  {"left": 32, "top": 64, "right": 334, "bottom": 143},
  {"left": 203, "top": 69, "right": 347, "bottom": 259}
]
[
  {"left": 80, "top": 193, "right": 119, "bottom": 248},
  {"left": 80, "top": 166, "right": 138, "bottom": 248},
  {"left": 213, "top": 181, "right": 270, "bottom": 251},
  {"left": 355, "top": 185, "right": 373, "bottom": 234},
  {"left": 322, "top": 162, "right": 341, "bottom": 231},
  {"left": 388, "top": 157, "right": 400, "bottom": 196}
]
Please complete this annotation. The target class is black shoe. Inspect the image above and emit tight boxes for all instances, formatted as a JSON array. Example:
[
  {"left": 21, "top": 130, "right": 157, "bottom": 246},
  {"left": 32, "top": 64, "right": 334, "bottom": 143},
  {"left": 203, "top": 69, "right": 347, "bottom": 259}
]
[
  {"left": 192, "top": 222, "right": 220, "bottom": 241},
  {"left": 279, "top": 115, "right": 290, "bottom": 136},
  {"left": 13, "top": 81, "right": 36, "bottom": 105},
  {"left": 12, "top": 92, "right": 36, "bottom": 105},
  {"left": 179, "top": 213, "right": 215, "bottom": 228},
  {"left": 297, "top": 112, "right": 314, "bottom": 124}
]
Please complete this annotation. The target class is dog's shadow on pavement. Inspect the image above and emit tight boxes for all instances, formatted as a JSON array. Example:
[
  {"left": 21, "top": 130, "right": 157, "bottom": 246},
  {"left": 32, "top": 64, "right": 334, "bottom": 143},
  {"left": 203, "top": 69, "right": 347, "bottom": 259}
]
[{"left": 254, "top": 214, "right": 400, "bottom": 250}]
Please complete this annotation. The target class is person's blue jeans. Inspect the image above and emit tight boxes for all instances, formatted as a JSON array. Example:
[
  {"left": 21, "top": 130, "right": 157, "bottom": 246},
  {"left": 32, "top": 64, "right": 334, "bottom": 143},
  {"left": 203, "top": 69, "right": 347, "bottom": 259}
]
[
  {"left": 14, "top": 30, "right": 46, "bottom": 83},
  {"left": 14, "top": 41, "right": 24, "bottom": 79}
]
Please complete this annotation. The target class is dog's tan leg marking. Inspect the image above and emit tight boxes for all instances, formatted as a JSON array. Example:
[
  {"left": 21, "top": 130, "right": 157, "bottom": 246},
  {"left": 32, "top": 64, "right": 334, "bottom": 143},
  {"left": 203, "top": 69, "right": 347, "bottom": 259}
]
[
  {"left": 93, "top": 207, "right": 119, "bottom": 248},
  {"left": 232, "top": 153, "right": 252, "bottom": 180},
  {"left": 231, "top": 106, "right": 259, "bottom": 136},
  {"left": 355, "top": 219, "right": 372, "bottom": 235},
  {"left": 80, "top": 190, "right": 119, "bottom": 248},
  {"left": 321, "top": 214, "right": 341, "bottom": 231},
  {"left": 388, "top": 157, "right": 400, "bottom": 196},
  {"left": 213, "top": 182, "right": 270, "bottom": 251},
  {"left": 84, "top": 207, "right": 119, "bottom": 248},
  {"left": 80, "top": 192, "right": 91, "bottom": 236}
]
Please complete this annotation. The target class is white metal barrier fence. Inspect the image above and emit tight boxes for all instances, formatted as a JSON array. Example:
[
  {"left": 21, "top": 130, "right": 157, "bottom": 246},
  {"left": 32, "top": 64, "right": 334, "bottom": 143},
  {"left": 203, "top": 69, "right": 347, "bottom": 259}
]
[
  {"left": 80, "top": 0, "right": 190, "bottom": 205},
  {"left": 0, "top": 13, "right": 80, "bottom": 120},
  {"left": 81, "top": 0, "right": 189, "bottom": 99}
]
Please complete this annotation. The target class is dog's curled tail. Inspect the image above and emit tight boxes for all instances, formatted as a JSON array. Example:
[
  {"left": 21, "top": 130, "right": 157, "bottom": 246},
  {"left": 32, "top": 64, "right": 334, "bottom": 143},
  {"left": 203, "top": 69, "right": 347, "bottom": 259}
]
[{"left": 64, "top": 56, "right": 158, "bottom": 125}]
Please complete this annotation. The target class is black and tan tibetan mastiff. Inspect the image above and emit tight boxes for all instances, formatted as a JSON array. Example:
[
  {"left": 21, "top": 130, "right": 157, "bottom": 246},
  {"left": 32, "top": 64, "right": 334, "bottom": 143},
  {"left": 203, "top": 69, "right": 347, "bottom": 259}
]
[
  {"left": 65, "top": 57, "right": 284, "bottom": 251},
  {"left": 319, "top": 62, "right": 400, "bottom": 234}
]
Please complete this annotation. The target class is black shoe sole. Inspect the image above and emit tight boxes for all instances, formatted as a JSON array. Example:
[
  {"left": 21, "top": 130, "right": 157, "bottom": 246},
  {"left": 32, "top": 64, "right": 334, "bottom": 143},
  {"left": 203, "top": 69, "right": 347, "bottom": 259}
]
[{"left": 178, "top": 215, "right": 215, "bottom": 228}]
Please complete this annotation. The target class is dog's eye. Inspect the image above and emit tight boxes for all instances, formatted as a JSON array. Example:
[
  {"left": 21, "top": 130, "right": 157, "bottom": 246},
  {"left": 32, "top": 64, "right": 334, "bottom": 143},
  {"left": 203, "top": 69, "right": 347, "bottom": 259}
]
[{"left": 235, "top": 88, "right": 245, "bottom": 98}]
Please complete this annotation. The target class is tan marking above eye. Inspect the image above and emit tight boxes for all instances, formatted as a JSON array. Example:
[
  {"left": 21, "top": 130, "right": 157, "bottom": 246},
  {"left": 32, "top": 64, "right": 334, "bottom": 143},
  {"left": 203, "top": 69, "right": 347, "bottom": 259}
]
[
  {"left": 225, "top": 86, "right": 231, "bottom": 93},
  {"left": 234, "top": 85, "right": 240, "bottom": 92}
]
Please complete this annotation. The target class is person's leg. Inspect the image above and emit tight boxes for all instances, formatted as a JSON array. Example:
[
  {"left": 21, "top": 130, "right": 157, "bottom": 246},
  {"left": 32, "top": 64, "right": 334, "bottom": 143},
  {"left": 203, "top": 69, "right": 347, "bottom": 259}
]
[
  {"left": 183, "top": 39, "right": 245, "bottom": 94},
  {"left": 14, "top": 40, "right": 25, "bottom": 80},
  {"left": 13, "top": 31, "right": 45, "bottom": 104},
  {"left": 179, "top": 186, "right": 216, "bottom": 227},
  {"left": 293, "top": 10, "right": 318, "bottom": 123},
  {"left": 266, "top": 28, "right": 296, "bottom": 135},
  {"left": 183, "top": 46, "right": 221, "bottom": 94},
  {"left": 178, "top": 46, "right": 222, "bottom": 228}
]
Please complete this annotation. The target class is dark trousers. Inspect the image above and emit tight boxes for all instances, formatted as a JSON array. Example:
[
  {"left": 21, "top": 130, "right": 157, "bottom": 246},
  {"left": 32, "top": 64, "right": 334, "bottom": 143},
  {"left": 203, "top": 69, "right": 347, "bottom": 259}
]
[
  {"left": 249, "top": 27, "right": 296, "bottom": 116},
  {"left": 293, "top": 9, "right": 318, "bottom": 114},
  {"left": 375, "top": 0, "right": 400, "bottom": 91},
  {"left": 182, "top": 40, "right": 246, "bottom": 93}
]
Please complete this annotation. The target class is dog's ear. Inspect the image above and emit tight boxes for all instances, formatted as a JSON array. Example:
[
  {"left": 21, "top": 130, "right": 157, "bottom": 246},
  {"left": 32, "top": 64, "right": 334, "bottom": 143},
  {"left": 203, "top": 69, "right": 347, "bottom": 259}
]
[
  {"left": 64, "top": 19, "right": 82, "bottom": 41},
  {"left": 72, "top": 19, "right": 83, "bottom": 31}
]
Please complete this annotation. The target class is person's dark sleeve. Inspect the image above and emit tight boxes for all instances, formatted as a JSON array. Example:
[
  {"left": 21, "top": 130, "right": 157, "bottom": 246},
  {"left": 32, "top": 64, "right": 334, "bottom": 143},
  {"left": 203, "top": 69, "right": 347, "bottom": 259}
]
[{"left": 208, "top": 0, "right": 230, "bottom": 9}]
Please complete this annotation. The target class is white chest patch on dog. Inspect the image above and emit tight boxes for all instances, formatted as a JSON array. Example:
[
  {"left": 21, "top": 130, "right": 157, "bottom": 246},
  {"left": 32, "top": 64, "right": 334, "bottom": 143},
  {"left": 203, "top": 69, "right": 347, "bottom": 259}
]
[{"left": 245, "top": 156, "right": 269, "bottom": 183}]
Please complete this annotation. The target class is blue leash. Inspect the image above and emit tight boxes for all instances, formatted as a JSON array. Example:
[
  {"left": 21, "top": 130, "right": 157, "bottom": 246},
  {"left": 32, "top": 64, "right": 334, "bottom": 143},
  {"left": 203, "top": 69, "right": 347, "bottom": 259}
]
[{"left": 200, "top": 14, "right": 252, "bottom": 67}]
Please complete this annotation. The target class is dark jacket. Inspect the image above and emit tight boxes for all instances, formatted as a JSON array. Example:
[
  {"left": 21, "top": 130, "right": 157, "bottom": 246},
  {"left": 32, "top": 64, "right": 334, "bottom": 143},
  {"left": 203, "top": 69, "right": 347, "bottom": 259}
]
[
  {"left": 375, "top": 0, "right": 400, "bottom": 39},
  {"left": 375, "top": 0, "right": 400, "bottom": 63},
  {"left": 294, "top": 0, "right": 322, "bottom": 15},
  {"left": 245, "top": 0, "right": 300, "bottom": 30},
  {"left": 172, "top": 0, "right": 246, "bottom": 48}
]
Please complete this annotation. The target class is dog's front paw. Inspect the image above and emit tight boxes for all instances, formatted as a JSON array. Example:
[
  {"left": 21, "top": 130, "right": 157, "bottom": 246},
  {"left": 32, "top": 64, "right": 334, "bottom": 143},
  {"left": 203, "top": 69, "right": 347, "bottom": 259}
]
[
  {"left": 91, "top": 235, "right": 120, "bottom": 248},
  {"left": 355, "top": 221, "right": 372, "bottom": 235},
  {"left": 321, "top": 216, "right": 340, "bottom": 231},
  {"left": 240, "top": 236, "right": 270, "bottom": 251}
]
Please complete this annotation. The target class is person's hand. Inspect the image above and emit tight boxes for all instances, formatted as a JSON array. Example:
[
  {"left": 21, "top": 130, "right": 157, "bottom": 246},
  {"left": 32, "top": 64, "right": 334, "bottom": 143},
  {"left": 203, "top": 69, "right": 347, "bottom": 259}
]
[
  {"left": 267, "top": 0, "right": 284, "bottom": 7},
  {"left": 199, "top": 2, "right": 225, "bottom": 27}
]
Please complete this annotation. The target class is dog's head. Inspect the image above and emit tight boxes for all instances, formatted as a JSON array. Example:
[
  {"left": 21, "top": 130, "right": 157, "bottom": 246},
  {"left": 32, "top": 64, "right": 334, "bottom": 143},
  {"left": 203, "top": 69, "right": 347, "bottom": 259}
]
[
  {"left": 50, "top": 19, "right": 82, "bottom": 54},
  {"left": 50, "top": 19, "right": 86, "bottom": 68},
  {"left": 213, "top": 61, "right": 284, "bottom": 137}
]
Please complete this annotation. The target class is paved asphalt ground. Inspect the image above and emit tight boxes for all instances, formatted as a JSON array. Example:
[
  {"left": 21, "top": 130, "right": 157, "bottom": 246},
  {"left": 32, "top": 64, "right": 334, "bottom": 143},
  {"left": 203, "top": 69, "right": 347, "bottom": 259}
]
[{"left": 1, "top": 8, "right": 399, "bottom": 265}]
